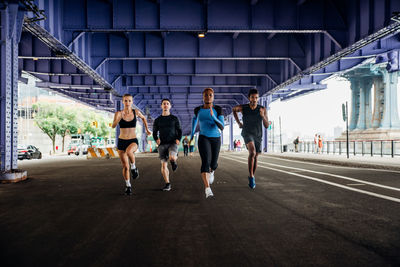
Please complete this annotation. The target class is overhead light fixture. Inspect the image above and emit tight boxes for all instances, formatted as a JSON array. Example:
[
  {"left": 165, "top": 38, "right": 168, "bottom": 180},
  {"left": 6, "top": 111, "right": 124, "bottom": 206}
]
[
  {"left": 33, "top": 57, "right": 38, "bottom": 61},
  {"left": 198, "top": 32, "right": 206, "bottom": 38}
]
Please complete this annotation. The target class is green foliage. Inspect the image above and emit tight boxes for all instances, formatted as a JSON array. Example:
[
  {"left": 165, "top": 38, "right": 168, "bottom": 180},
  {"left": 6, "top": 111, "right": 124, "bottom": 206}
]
[
  {"left": 32, "top": 102, "right": 113, "bottom": 152},
  {"left": 32, "top": 103, "right": 60, "bottom": 153}
]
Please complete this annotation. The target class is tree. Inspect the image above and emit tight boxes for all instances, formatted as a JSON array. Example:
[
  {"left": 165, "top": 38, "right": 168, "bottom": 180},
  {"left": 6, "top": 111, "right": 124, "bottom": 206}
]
[
  {"left": 57, "top": 108, "right": 79, "bottom": 152},
  {"left": 32, "top": 103, "right": 61, "bottom": 153}
]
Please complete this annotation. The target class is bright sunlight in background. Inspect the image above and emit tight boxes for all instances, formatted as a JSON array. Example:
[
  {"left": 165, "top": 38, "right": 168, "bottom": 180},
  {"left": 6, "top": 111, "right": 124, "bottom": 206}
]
[{"left": 268, "top": 76, "right": 400, "bottom": 143}]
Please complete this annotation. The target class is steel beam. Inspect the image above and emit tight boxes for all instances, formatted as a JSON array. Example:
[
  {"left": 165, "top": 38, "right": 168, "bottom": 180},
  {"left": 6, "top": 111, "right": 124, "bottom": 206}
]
[{"left": 1, "top": 4, "right": 24, "bottom": 173}]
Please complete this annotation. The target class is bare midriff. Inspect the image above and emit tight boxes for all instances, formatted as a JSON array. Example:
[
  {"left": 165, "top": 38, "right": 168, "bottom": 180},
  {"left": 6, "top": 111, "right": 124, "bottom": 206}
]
[{"left": 119, "top": 128, "right": 136, "bottom": 140}]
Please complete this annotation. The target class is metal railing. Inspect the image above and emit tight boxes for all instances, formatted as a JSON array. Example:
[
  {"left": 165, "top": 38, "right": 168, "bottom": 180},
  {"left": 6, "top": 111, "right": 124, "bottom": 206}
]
[{"left": 278, "top": 140, "right": 400, "bottom": 157}]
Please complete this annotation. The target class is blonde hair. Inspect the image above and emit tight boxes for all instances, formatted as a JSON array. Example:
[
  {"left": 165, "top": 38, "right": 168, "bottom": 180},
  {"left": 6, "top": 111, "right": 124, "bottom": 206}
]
[{"left": 203, "top": 87, "right": 214, "bottom": 95}]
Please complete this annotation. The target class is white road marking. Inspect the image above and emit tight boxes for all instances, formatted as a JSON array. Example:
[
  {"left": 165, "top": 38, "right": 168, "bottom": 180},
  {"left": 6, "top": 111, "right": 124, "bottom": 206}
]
[
  {"left": 221, "top": 155, "right": 400, "bottom": 204},
  {"left": 226, "top": 154, "right": 400, "bottom": 192},
  {"left": 260, "top": 155, "right": 400, "bottom": 174},
  {"left": 347, "top": 184, "right": 365, "bottom": 186}
]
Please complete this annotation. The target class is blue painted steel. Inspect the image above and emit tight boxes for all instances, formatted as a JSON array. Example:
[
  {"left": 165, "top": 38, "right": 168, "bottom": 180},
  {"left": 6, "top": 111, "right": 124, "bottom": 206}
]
[
  {"left": 10, "top": 0, "right": 400, "bottom": 138},
  {"left": 1, "top": 3, "right": 24, "bottom": 173},
  {"left": 229, "top": 116, "right": 233, "bottom": 151}
]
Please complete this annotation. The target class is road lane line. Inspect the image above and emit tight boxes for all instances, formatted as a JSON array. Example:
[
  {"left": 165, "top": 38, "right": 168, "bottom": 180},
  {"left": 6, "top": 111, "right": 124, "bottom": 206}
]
[
  {"left": 226, "top": 154, "right": 400, "bottom": 192},
  {"left": 260, "top": 155, "right": 400, "bottom": 174},
  {"left": 221, "top": 155, "right": 400, "bottom": 204}
]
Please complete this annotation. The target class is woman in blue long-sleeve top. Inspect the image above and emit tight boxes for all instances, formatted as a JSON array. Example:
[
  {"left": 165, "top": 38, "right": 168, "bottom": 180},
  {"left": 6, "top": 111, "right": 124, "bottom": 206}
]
[{"left": 190, "top": 88, "right": 224, "bottom": 198}]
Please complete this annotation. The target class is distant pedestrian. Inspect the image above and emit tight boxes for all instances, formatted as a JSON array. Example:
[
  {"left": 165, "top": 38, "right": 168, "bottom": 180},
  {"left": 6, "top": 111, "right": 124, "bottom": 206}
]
[
  {"left": 237, "top": 140, "right": 242, "bottom": 151},
  {"left": 233, "top": 139, "right": 237, "bottom": 151},
  {"left": 183, "top": 136, "right": 189, "bottom": 157},
  {"left": 189, "top": 137, "right": 195, "bottom": 157},
  {"left": 318, "top": 135, "right": 323, "bottom": 154},
  {"left": 314, "top": 134, "right": 318, "bottom": 153},
  {"left": 293, "top": 136, "right": 299, "bottom": 152}
]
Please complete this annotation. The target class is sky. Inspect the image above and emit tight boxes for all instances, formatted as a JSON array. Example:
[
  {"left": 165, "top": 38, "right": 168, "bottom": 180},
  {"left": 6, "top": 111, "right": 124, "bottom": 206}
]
[
  {"left": 268, "top": 76, "right": 351, "bottom": 142},
  {"left": 267, "top": 75, "right": 400, "bottom": 143}
]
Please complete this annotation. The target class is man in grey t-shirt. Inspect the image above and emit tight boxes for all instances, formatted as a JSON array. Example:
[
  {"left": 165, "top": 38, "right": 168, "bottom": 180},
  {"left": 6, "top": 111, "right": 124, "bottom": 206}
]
[
  {"left": 232, "top": 89, "right": 269, "bottom": 189},
  {"left": 153, "top": 99, "right": 182, "bottom": 191}
]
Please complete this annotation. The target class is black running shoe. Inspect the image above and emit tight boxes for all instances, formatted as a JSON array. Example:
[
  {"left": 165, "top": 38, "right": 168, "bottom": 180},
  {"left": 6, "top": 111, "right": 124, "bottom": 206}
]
[
  {"left": 131, "top": 167, "right": 139, "bottom": 179},
  {"left": 125, "top": 186, "right": 132, "bottom": 195},
  {"left": 162, "top": 183, "right": 171, "bottom": 191},
  {"left": 171, "top": 161, "right": 178, "bottom": 172}
]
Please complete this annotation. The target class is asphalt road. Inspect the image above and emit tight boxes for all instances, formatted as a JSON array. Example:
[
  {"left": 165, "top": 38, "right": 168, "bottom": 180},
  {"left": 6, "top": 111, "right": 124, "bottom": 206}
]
[{"left": 1, "top": 152, "right": 399, "bottom": 267}]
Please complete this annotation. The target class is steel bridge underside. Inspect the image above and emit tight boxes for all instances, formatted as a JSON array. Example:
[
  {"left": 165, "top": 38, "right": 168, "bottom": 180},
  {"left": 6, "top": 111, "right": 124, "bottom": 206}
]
[{"left": 15, "top": 0, "right": 400, "bottom": 134}]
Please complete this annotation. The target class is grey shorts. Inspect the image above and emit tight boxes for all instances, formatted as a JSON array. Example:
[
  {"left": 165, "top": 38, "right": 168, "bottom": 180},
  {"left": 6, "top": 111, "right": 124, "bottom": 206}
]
[
  {"left": 242, "top": 134, "right": 262, "bottom": 153},
  {"left": 158, "top": 143, "right": 179, "bottom": 162}
]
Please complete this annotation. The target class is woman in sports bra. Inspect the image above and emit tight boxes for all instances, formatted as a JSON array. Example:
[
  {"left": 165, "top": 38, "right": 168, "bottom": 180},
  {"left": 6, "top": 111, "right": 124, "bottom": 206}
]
[{"left": 112, "top": 94, "right": 151, "bottom": 195}]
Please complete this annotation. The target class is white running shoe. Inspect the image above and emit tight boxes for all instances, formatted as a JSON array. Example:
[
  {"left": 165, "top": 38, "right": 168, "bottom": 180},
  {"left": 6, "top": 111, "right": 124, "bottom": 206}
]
[
  {"left": 209, "top": 171, "right": 215, "bottom": 185},
  {"left": 205, "top": 187, "right": 214, "bottom": 198}
]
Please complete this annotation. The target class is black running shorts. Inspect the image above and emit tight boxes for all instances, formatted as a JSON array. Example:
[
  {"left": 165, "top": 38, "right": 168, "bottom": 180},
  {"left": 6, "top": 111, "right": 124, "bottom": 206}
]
[
  {"left": 117, "top": 138, "right": 139, "bottom": 151},
  {"left": 242, "top": 134, "right": 262, "bottom": 153}
]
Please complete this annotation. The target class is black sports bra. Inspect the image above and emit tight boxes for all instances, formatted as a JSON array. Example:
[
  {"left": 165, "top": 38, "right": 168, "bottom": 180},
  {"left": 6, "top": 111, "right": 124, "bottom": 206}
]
[{"left": 119, "top": 109, "right": 137, "bottom": 128}]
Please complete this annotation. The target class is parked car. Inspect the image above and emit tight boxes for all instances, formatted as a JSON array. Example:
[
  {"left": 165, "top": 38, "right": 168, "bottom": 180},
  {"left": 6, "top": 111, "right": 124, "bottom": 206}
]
[
  {"left": 67, "top": 145, "right": 78, "bottom": 156},
  {"left": 18, "top": 145, "right": 42, "bottom": 160}
]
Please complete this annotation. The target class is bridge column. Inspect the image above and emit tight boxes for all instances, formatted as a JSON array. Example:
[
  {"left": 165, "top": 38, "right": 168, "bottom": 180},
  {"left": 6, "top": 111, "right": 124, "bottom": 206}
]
[
  {"left": 114, "top": 100, "right": 121, "bottom": 146},
  {"left": 0, "top": 4, "right": 24, "bottom": 175},
  {"left": 229, "top": 116, "right": 234, "bottom": 151},
  {"left": 372, "top": 76, "right": 384, "bottom": 128},
  {"left": 380, "top": 70, "right": 400, "bottom": 129},
  {"left": 261, "top": 97, "right": 269, "bottom": 153},
  {"left": 349, "top": 78, "right": 360, "bottom": 130},
  {"left": 142, "top": 122, "right": 147, "bottom": 152},
  {"left": 356, "top": 77, "right": 373, "bottom": 130}
]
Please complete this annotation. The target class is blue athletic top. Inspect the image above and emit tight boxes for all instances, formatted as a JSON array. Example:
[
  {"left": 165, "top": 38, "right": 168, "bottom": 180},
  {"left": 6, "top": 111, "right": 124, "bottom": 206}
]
[{"left": 191, "top": 105, "right": 224, "bottom": 139}]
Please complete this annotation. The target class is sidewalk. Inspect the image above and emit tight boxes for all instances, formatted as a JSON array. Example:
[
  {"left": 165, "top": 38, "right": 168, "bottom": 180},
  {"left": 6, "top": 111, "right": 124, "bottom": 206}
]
[{"left": 264, "top": 152, "right": 400, "bottom": 171}]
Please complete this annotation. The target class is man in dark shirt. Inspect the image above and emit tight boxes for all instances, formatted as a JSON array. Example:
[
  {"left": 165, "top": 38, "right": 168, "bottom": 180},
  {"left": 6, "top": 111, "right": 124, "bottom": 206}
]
[
  {"left": 153, "top": 99, "right": 182, "bottom": 191},
  {"left": 232, "top": 89, "right": 269, "bottom": 189}
]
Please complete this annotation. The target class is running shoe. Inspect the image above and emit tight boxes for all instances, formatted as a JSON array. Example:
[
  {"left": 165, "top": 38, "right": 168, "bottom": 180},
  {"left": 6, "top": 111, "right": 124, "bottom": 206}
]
[
  {"left": 125, "top": 186, "right": 132, "bottom": 195},
  {"left": 208, "top": 171, "right": 215, "bottom": 185},
  {"left": 205, "top": 187, "right": 214, "bottom": 198},
  {"left": 131, "top": 167, "right": 139, "bottom": 179},
  {"left": 162, "top": 183, "right": 171, "bottom": 191},
  {"left": 248, "top": 177, "right": 256, "bottom": 189},
  {"left": 171, "top": 161, "right": 178, "bottom": 172}
]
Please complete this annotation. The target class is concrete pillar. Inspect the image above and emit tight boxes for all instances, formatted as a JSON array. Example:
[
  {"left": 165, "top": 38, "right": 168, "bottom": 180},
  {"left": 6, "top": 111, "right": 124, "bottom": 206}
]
[
  {"left": 380, "top": 70, "right": 400, "bottom": 129},
  {"left": 0, "top": 5, "right": 24, "bottom": 173},
  {"left": 372, "top": 76, "right": 384, "bottom": 128},
  {"left": 349, "top": 78, "right": 360, "bottom": 130},
  {"left": 261, "top": 97, "right": 268, "bottom": 153},
  {"left": 263, "top": 96, "right": 272, "bottom": 152},
  {"left": 229, "top": 116, "right": 234, "bottom": 151},
  {"left": 356, "top": 77, "right": 373, "bottom": 129}
]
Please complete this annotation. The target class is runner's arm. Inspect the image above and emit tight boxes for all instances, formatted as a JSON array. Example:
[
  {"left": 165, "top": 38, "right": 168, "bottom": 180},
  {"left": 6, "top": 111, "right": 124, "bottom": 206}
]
[
  {"left": 111, "top": 111, "right": 122, "bottom": 128},
  {"left": 261, "top": 107, "right": 269, "bottom": 129},
  {"left": 190, "top": 115, "right": 199, "bottom": 140},
  {"left": 211, "top": 113, "right": 224, "bottom": 131},
  {"left": 136, "top": 110, "right": 151, "bottom": 135},
  {"left": 175, "top": 117, "right": 182, "bottom": 144},
  {"left": 152, "top": 119, "right": 159, "bottom": 142},
  {"left": 232, "top": 105, "right": 243, "bottom": 128}
]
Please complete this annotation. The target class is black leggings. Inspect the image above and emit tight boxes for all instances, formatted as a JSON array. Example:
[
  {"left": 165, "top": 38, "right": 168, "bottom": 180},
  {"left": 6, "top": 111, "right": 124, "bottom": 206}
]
[{"left": 198, "top": 135, "right": 221, "bottom": 173}]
